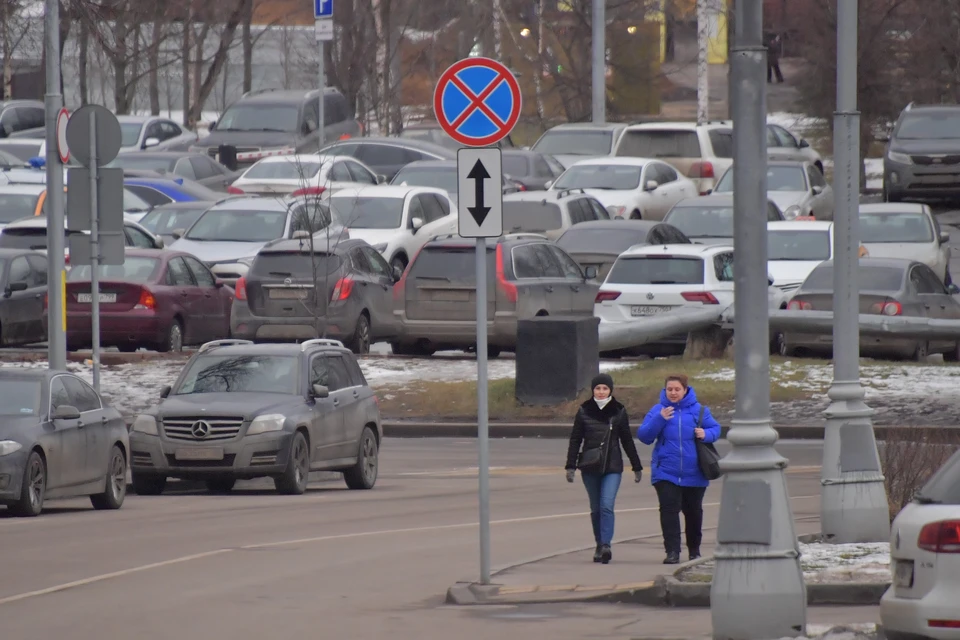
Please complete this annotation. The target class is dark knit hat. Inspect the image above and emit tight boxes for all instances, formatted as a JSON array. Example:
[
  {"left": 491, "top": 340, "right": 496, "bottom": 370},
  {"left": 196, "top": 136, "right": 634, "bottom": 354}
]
[{"left": 591, "top": 373, "right": 614, "bottom": 392}]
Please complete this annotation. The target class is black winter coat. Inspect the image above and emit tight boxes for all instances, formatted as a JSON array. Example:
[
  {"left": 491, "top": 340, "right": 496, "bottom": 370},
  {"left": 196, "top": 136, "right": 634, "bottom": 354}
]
[{"left": 565, "top": 397, "right": 643, "bottom": 475}]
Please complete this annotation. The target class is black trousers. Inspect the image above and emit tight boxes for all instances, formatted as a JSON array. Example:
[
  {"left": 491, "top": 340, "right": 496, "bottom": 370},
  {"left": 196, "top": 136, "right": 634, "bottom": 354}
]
[
  {"left": 654, "top": 481, "right": 707, "bottom": 555},
  {"left": 767, "top": 60, "right": 784, "bottom": 83}
]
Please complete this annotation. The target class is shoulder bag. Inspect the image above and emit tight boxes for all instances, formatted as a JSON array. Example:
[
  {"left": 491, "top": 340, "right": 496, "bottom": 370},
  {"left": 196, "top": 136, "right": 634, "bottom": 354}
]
[
  {"left": 694, "top": 405, "right": 723, "bottom": 480},
  {"left": 577, "top": 414, "right": 616, "bottom": 474}
]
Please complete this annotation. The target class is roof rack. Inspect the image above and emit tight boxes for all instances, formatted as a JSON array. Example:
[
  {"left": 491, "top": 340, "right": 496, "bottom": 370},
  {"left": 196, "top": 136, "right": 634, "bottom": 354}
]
[
  {"left": 198, "top": 339, "right": 254, "bottom": 353},
  {"left": 299, "top": 338, "right": 345, "bottom": 351},
  {"left": 904, "top": 101, "right": 915, "bottom": 111}
]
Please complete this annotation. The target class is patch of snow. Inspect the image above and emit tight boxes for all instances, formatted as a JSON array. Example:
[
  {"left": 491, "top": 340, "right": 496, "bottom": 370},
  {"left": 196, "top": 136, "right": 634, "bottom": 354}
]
[
  {"left": 801, "top": 541, "right": 890, "bottom": 584},
  {"left": 767, "top": 112, "right": 828, "bottom": 135},
  {"left": 864, "top": 157, "right": 884, "bottom": 191},
  {"left": 774, "top": 624, "right": 880, "bottom": 640}
]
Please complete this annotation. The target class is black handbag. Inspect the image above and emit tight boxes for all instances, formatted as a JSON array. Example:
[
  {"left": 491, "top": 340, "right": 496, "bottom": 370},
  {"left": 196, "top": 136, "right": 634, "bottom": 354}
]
[
  {"left": 577, "top": 414, "right": 615, "bottom": 474},
  {"left": 694, "top": 406, "right": 722, "bottom": 480}
]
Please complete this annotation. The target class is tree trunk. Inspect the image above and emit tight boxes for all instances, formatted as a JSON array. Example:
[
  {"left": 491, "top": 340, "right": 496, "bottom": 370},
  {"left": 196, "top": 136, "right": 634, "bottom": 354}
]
[
  {"left": 191, "top": 23, "right": 211, "bottom": 125},
  {"left": 182, "top": 16, "right": 191, "bottom": 127},
  {"left": 113, "top": 18, "right": 130, "bottom": 113},
  {"left": 189, "top": 0, "right": 252, "bottom": 125},
  {"left": 78, "top": 17, "right": 89, "bottom": 105},
  {"left": 148, "top": 19, "right": 163, "bottom": 115},
  {"left": 242, "top": 0, "right": 253, "bottom": 93}
]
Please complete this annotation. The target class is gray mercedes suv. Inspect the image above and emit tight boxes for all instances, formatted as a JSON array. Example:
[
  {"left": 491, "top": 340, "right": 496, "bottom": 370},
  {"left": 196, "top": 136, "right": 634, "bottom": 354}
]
[{"left": 128, "top": 338, "right": 382, "bottom": 495}]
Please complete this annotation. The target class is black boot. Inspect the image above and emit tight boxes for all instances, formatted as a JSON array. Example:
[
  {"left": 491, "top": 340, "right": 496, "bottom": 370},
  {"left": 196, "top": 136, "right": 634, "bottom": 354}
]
[
  {"left": 593, "top": 545, "right": 602, "bottom": 563},
  {"left": 600, "top": 544, "right": 612, "bottom": 564},
  {"left": 689, "top": 549, "right": 701, "bottom": 561},
  {"left": 663, "top": 552, "right": 680, "bottom": 564}
]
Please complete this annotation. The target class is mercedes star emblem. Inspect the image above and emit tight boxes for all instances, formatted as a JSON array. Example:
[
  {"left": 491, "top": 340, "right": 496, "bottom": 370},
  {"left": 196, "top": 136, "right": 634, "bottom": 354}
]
[
  {"left": 646, "top": 293, "right": 655, "bottom": 300},
  {"left": 191, "top": 420, "right": 211, "bottom": 439}
]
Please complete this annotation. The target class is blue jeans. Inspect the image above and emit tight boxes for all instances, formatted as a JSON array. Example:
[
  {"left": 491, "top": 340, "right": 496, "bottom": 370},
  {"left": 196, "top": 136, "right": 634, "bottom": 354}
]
[{"left": 581, "top": 472, "right": 622, "bottom": 545}]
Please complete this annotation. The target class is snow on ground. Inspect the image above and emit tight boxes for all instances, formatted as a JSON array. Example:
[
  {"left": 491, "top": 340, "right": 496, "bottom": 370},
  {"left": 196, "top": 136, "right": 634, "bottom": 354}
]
[
  {"left": 800, "top": 541, "right": 890, "bottom": 584},
  {"left": 775, "top": 624, "right": 880, "bottom": 640}
]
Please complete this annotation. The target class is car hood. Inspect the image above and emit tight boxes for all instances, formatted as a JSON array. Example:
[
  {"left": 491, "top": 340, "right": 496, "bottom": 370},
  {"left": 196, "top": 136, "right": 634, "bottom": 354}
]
[
  {"left": 0, "top": 416, "right": 43, "bottom": 440},
  {"left": 167, "top": 238, "right": 266, "bottom": 263},
  {"left": 194, "top": 131, "right": 298, "bottom": 149},
  {"left": 889, "top": 138, "right": 960, "bottom": 155},
  {"left": 550, "top": 154, "right": 596, "bottom": 169},
  {"left": 767, "top": 260, "right": 825, "bottom": 287},
  {"left": 158, "top": 393, "right": 302, "bottom": 420},
  {"left": 767, "top": 190, "right": 807, "bottom": 211},
  {"left": 344, "top": 228, "right": 400, "bottom": 246}
]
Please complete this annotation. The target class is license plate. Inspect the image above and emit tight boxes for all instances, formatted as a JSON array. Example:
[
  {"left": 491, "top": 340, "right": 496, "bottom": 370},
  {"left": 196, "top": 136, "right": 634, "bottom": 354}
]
[
  {"left": 631, "top": 305, "right": 671, "bottom": 316},
  {"left": 77, "top": 293, "right": 117, "bottom": 303},
  {"left": 269, "top": 288, "right": 309, "bottom": 300},
  {"left": 174, "top": 447, "right": 224, "bottom": 461},
  {"left": 895, "top": 559, "right": 914, "bottom": 588}
]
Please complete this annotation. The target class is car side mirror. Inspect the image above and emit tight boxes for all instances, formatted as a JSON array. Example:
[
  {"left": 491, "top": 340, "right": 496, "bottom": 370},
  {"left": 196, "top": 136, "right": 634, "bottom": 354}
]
[
  {"left": 311, "top": 383, "right": 329, "bottom": 398},
  {"left": 645, "top": 180, "right": 659, "bottom": 191},
  {"left": 291, "top": 230, "right": 312, "bottom": 240},
  {"left": 214, "top": 279, "right": 225, "bottom": 288},
  {"left": 154, "top": 237, "right": 165, "bottom": 249},
  {"left": 410, "top": 216, "right": 424, "bottom": 231},
  {"left": 768, "top": 274, "right": 775, "bottom": 286},
  {"left": 799, "top": 138, "right": 810, "bottom": 148},
  {"left": 584, "top": 266, "right": 598, "bottom": 279},
  {"left": 376, "top": 174, "right": 387, "bottom": 184},
  {"left": 171, "top": 228, "right": 185, "bottom": 240},
  {"left": 52, "top": 404, "right": 81, "bottom": 421},
  {"left": 160, "top": 385, "right": 171, "bottom": 398},
  {"left": 144, "top": 137, "right": 160, "bottom": 149},
  {"left": 544, "top": 180, "right": 553, "bottom": 189},
  {"left": 4, "top": 281, "right": 28, "bottom": 297},
  {"left": 940, "top": 231, "right": 951, "bottom": 244},
  {"left": 704, "top": 188, "right": 713, "bottom": 195},
  {"left": 812, "top": 185, "right": 824, "bottom": 195}
]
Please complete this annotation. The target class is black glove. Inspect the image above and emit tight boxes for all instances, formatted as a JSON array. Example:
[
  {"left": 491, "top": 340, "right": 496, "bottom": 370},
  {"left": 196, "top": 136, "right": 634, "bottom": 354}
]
[
  {"left": 566, "top": 469, "right": 575, "bottom": 483},
  {"left": 634, "top": 469, "right": 643, "bottom": 483}
]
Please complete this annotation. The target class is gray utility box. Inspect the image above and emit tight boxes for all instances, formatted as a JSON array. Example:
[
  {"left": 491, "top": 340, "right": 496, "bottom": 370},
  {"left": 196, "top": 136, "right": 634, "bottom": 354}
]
[{"left": 515, "top": 315, "right": 600, "bottom": 405}]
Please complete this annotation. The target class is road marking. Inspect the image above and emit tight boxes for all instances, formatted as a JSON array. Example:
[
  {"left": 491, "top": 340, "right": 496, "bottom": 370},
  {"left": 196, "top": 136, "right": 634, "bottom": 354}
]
[{"left": 0, "top": 494, "right": 820, "bottom": 606}]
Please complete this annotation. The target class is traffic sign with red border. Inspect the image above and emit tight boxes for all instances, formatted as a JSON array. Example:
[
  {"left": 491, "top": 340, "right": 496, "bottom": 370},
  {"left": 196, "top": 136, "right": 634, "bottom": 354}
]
[
  {"left": 56, "top": 108, "right": 70, "bottom": 164},
  {"left": 433, "top": 57, "right": 522, "bottom": 148}
]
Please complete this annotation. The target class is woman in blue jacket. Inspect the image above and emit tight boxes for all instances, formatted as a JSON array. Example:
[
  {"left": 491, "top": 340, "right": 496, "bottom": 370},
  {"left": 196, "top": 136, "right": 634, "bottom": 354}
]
[{"left": 638, "top": 373, "right": 722, "bottom": 565}]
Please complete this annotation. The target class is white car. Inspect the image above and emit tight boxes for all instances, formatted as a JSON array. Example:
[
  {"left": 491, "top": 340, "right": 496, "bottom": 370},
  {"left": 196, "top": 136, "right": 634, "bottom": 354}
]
[
  {"left": 229, "top": 154, "right": 382, "bottom": 196},
  {"left": 547, "top": 157, "right": 697, "bottom": 221},
  {"left": 766, "top": 221, "right": 834, "bottom": 300},
  {"left": 116, "top": 115, "right": 198, "bottom": 153},
  {"left": 328, "top": 185, "right": 457, "bottom": 277},
  {"left": 860, "top": 203, "right": 952, "bottom": 286},
  {"left": 712, "top": 160, "right": 834, "bottom": 220},
  {"left": 880, "top": 449, "right": 960, "bottom": 640}
]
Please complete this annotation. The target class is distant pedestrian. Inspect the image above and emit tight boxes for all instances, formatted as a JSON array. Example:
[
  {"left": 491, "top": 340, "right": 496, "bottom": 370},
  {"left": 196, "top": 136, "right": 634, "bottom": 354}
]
[
  {"left": 565, "top": 373, "right": 644, "bottom": 565},
  {"left": 765, "top": 31, "right": 785, "bottom": 84},
  {"left": 638, "top": 374, "right": 722, "bottom": 565}
]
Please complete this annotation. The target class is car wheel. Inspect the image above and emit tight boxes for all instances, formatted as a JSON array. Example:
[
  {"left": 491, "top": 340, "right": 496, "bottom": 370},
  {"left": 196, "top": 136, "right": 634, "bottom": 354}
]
[
  {"left": 945, "top": 343, "right": 960, "bottom": 362},
  {"left": 206, "top": 478, "right": 236, "bottom": 493},
  {"left": 344, "top": 427, "right": 378, "bottom": 490},
  {"left": 913, "top": 342, "right": 929, "bottom": 362},
  {"left": 159, "top": 320, "right": 183, "bottom": 353},
  {"left": 778, "top": 336, "right": 797, "bottom": 358},
  {"left": 90, "top": 445, "right": 127, "bottom": 510},
  {"left": 390, "top": 255, "right": 408, "bottom": 278},
  {"left": 132, "top": 473, "right": 167, "bottom": 496},
  {"left": 349, "top": 313, "right": 371, "bottom": 355},
  {"left": 9, "top": 450, "right": 45, "bottom": 517},
  {"left": 275, "top": 431, "right": 309, "bottom": 495}
]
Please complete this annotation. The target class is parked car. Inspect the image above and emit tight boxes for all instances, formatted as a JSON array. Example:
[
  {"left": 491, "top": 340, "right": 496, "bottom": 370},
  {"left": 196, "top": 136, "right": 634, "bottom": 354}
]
[
  {"left": 502, "top": 189, "right": 611, "bottom": 241},
  {"left": 0, "top": 184, "right": 46, "bottom": 228},
  {"left": 880, "top": 448, "right": 960, "bottom": 640},
  {"left": 389, "top": 159, "right": 520, "bottom": 200},
  {"left": 530, "top": 122, "right": 629, "bottom": 168},
  {"left": 0, "top": 248, "right": 48, "bottom": 346},
  {"left": 398, "top": 120, "right": 515, "bottom": 150},
  {"left": 122, "top": 176, "right": 225, "bottom": 214},
  {"left": 883, "top": 103, "right": 960, "bottom": 203},
  {"left": 549, "top": 157, "right": 698, "bottom": 220},
  {"left": 711, "top": 160, "right": 834, "bottom": 220},
  {"left": 129, "top": 338, "right": 382, "bottom": 495},
  {"left": 0, "top": 368, "right": 129, "bottom": 516},
  {"left": 231, "top": 238, "right": 397, "bottom": 353},
  {"left": 859, "top": 202, "right": 952, "bottom": 285},
  {"left": 501, "top": 149, "right": 565, "bottom": 191},
  {"left": 318, "top": 137, "right": 455, "bottom": 181},
  {"left": 0, "top": 216, "right": 163, "bottom": 256},
  {"left": 662, "top": 194, "right": 785, "bottom": 244},
  {"left": 766, "top": 221, "right": 834, "bottom": 299},
  {"left": 782, "top": 258, "right": 960, "bottom": 360},
  {"left": 228, "top": 153, "right": 382, "bottom": 196},
  {"left": 117, "top": 115, "right": 199, "bottom": 152},
  {"left": 766, "top": 122, "right": 824, "bottom": 171},
  {"left": 328, "top": 185, "right": 457, "bottom": 277},
  {"left": 109, "top": 150, "right": 236, "bottom": 190},
  {"left": 556, "top": 219, "right": 691, "bottom": 281},
  {"left": 137, "top": 200, "right": 220, "bottom": 244},
  {"left": 391, "top": 234, "right": 598, "bottom": 356},
  {"left": 66, "top": 249, "right": 234, "bottom": 352},
  {"left": 0, "top": 101, "right": 45, "bottom": 139},
  {"left": 0, "top": 149, "right": 24, "bottom": 167}
]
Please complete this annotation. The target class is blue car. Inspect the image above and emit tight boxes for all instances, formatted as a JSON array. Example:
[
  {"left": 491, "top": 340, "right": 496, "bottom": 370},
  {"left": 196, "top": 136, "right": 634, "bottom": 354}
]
[{"left": 123, "top": 177, "right": 223, "bottom": 211}]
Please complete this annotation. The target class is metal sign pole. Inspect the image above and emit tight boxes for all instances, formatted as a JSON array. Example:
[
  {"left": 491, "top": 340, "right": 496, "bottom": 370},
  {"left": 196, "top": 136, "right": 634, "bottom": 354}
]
[
  {"left": 318, "top": 40, "right": 326, "bottom": 148},
  {"left": 88, "top": 110, "right": 101, "bottom": 392},
  {"left": 476, "top": 235, "right": 490, "bottom": 585}
]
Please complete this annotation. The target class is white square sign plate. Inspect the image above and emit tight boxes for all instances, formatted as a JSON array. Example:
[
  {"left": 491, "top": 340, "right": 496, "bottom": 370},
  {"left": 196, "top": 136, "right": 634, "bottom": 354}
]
[{"left": 457, "top": 147, "right": 503, "bottom": 238}]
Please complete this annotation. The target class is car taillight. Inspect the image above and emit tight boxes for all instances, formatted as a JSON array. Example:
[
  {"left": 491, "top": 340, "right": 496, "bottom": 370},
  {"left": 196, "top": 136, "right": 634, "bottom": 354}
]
[
  {"left": 226, "top": 186, "right": 244, "bottom": 194},
  {"left": 869, "top": 300, "right": 902, "bottom": 316},
  {"left": 787, "top": 300, "right": 812, "bottom": 311},
  {"left": 134, "top": 288, "right": 156, "bottom": 310},
  {"left": 929, "top": 620, "right": 960, "bottom": 628},
  {"left": 681, "top": 291, "right": 719, "bottom": 304},
  {"left": 331, "top": 277, "right": 354, "bottom": 301},
  {"left": 43, "top": 293, "right": 48, "bottom": 310},
  {"left": 291, "top": 186, "right": 327, "bottom": 197},
  {"left": 918, "top": 520, "right": 960, "bottom": 553},
  {"left": 235, "top": 277, "right": 247, "bottom": 301},
  {"left": 495, "top": 245, "right": 518, "bottom": 303},
  {"left": 595, "top": 290, "right": 621, "bottom": 302},
  {"left": 690, "top": 161, "right": 715, "bottom": 179}
]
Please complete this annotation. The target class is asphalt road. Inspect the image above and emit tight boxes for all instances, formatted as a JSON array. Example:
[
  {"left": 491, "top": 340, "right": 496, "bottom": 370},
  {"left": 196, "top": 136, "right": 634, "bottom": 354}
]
[{"left": 0, "top": 439, "right": 829, "bottom": 639}]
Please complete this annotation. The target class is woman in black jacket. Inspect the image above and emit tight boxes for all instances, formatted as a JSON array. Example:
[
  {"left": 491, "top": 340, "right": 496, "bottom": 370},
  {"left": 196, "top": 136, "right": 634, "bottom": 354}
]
[{"left": 565, "top": 373, "right": 644, "bottom": 564}]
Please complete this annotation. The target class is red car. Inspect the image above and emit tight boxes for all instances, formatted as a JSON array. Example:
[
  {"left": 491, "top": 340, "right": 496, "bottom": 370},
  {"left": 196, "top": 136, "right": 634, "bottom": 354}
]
[{"left": 65, "top": 249, "right": 234, "bottom": 352}]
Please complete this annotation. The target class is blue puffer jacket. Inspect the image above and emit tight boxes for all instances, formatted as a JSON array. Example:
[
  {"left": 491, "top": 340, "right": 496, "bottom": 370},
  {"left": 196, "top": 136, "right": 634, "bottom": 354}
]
[{"left": 637, "top": 386, "right": 722, "bottom": 487}]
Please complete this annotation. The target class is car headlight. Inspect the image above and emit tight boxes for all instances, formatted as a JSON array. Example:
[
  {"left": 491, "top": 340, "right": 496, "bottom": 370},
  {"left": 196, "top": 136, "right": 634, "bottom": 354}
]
[
  {"left": 247, "top": 413, "right": 286, "bottom": 435},
  {"left": 783, "top": 206, "right": 801, "bottom": 220},
  {"left": 0, "top": 440, "right": 23, "bottom": 456},
  {"left": 372, "top": 243, "right": 388, "bottom": 253},
  {"left": 132, "top": 414, "right": 158, "bottom": 435},
  {"left": 606, "top": 205, "right": 626, "bottom": 218},
  {"left": 887, "top": 151, "right": 912, "bottom": 164}
]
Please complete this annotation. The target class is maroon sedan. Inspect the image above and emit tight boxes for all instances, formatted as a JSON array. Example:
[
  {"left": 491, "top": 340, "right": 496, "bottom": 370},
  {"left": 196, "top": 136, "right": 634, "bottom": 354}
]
[{"left": 66, "top": 249, "right": 234, "bottom": 352}]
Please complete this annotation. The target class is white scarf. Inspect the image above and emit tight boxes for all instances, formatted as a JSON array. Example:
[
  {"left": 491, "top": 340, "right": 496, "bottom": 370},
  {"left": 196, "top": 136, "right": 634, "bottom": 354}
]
[{"left": 594, "top": 396, "right": 612, "bottom": 410}]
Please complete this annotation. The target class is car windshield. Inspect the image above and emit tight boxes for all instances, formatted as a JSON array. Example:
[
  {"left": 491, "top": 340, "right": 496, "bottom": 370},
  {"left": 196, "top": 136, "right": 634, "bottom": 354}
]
[
  {"left": 242, "top": 159, "right": 323, "bottom": 180},
  {"left": 391, "top": 167, "right": 458, "bottom": 194},
  {"left": 914, "top": 450, "right": 960, "bottom": 505},
  {"left": 606, "top": 256, "right": 705, "bottom": 284},
  {"left": 0, "top": 379, "right": 40, "bottom": 416},
  {"left": 330, "top": 196, "right": 404, "bottom": 229},
  {"left": 0, "top": 192, "right": 40, "bottom": 222},
  {"left": 553, "top": 164, "right": 642, "bottom": 190},
  {"left": 108, "top": 155, "right": 177, "bottom": 172},
  {"left": 216, "top": 104, "right": 300, "bottom": 133},
  {"left": 664, "top": 206, "right": 733, "bottom": 238},
  {"left": 532, "top": 130, "right": 613, "bottom": 156},
  {"left": 138, "top": 205, "right": 209, "bottom": 235},
  {"left": 768, "top": 230, "right": 831, "bottom": 261},
  {"left": 803, "top": 264, "right": 904, "bottom": 291},
  {"left": 896, "top": 113, "right": 960, "bottom": 140},
  {"left": 0, "top": 143, "right": 42, "bottom": 162},
  {"left": 119, "top": 122, "right": 144, "bottom": 147},
  {"left": 175, "top": 355, "right": 299, "bottom": 394},
  {"left": 860, "top": 212, "right": 934, "bottom": 243},
  {"left": 558, "top": 228, "right": 651, "bottom": 255},
  {"left": 503, "top": 201, "right": 563, "bottom": 232},
  {"left": 408, "top": 246, "right": 496, "bottom": 284},
  {"left": 715, "top": 166, "right": 807, "bottom": 192},
  {"left": 68, "top": 257, "right": 160, "bottom": 283},
  {"left": 185, "top": 209, "right": 288, "bottom": 242}
]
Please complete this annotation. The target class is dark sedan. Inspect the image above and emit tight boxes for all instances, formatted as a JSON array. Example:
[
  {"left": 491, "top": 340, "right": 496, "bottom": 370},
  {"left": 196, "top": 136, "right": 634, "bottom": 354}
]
[
  {"left": 782, "top": 257, "right": 960, "bottom": 361},
  {"left": 389, "top": 159, "right": 521, "bottom": 198},
  {"left": 108, "top": 151, "right": 240, "bottom": 191},
  {"left": 556, "top": 220, "right": 692, "bottom": 281},
  {"left": 0, "top": 248, "right": 47, "bottom": 346},
  {"left": 501, "top": 149, "right": 566, "bottom": 191},
  {"left": 0, "top": 368, "right": 129, "bottom": 516},
  {"left": 318, "top": 137, "right": 455, "bottom": 181},
  {"left": 66, "top": 248, "right": 235, "bottom": 352}
]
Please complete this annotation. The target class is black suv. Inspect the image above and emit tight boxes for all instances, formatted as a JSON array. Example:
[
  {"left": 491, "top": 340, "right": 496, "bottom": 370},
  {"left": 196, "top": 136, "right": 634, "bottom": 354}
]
[
  {"left": 129, "top": 338, "right": 382, "bottom": 495},
  {"left": 190, "top": 88, "right": 361, "bottom": 168},
  {"left": 884, "top": 103, "right": 960, "bottom": 202},
  {"left": 0, "top": 100, "right": 45, "bottom": 138}
]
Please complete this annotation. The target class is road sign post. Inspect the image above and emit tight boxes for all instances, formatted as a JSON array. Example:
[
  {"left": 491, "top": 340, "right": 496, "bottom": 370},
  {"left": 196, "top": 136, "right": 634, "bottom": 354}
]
[
  {"left": 435, "top": 58, "right": 518, "bottom": 586},
  {"left": 314, "top": 0, "right": 333, "bottom": 150}
]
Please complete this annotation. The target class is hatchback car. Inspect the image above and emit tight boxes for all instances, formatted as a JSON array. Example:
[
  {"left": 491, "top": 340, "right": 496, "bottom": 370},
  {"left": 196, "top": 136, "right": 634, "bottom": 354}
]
[
  {"left": 0, "top": 368, "right": 129, "bottom": 517},
  {"left": 712, "top": 160, "right": 834, "bottom": 220},
  {"left": 0, "top": 216, "right": 163, "bottom": 256},
  {"left": 116, "top": 115, "right": 199, "bottom": 152},
  {"left": 502, "top": 190, "right": 611, "bottom": 241},
  {"left": 859, "top": 202, "right": 952, "bottom": 285},
  {"left": 137, "top": 200, "right": 219, "bottom": 244},
  {"left": 391, "top": 234, "right": 598, "bottom": 356},
  {"left": 883, "top": 103, "right": 960, "bottom": 203},
  {"left": 662, "top": 194, "right": 785, "bottom": 244},
  {"left": 556, "top": 219, "right": 691, "bottom": 281},
  {"left": 389, "top": 159, "right": 520, "bottom": 200},
  {"left": 228, "top": 153, "right": 382, "bottom": 196},
  {"left": 766, "top": 221, "right": 835, "bottom": 298},
  {"left": 129, "top": 338, "right": 382, "bottom": 495},
  {"left": 231, "top": 237, "right": 397, "bottom": 353},
  {"left": 501, "top": 149, "right": 565, "bottom": 191},
  {"left": 318, "top": 137, "right": 455, "bottom": 181},
  {"left": 110, "top": 151, "right": 234, "bottom": 190},
  {"left": 530, "top": 122, "right": 629, "bottom": 168}
]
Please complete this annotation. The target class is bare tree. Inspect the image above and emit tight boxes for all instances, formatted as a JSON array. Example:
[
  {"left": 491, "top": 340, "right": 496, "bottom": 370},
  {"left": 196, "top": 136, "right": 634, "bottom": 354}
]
[{"left": 0, "top": 0, "right": 38, "bottom": 100}]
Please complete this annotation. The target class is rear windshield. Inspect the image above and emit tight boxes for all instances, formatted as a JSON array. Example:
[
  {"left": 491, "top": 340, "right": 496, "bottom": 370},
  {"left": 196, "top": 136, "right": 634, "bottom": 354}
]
[
  {"left": 69, "top": 257, "right": 160, "bottom": 283},
  {"left": 502, "top": 156, "right": 529, "bottom": 176},
  {"left": 616, "top": 130, "right": 701, "bottom": 158},
  {"left": 606, "top": 256, "right": 705, "bottom": 285},
  {"left": 915, "top": 449, "right": 960, "bottom": 505},
  {"left": 715, "top": 166, "right": 808, "bottom": 192},
  {"left": 107, "top": 156, "right": 178, "bottom": 173},
  {"left": 803, "top": 265, "right": 904, "bottom": 291},
  {"left": 532, "top": 130, "right": 613, "bottom": 156},
  {"left": 242, "top": 160, "right": 323, "bottom": 180},
  {"left": 0, "top": 378, "right": 40, "bottom": 416},
  {"left": 251, "top": 252, "right": 342, "bottom": 278},
  {"left": 0, "top": 192, "right": 40, "bottom": 223},
  {"left": 664, "top": 206, "right": 733, "bottom": 238},
  {"left": 330, "top": 196, "right": 404, "bottom": 229},
  {"left": 768, "top": 230, "right": 831, "bottom": 261},
  {"left": 503, "top": 201, "right": 563, "bottom": 232},
  {"left": 860, "top": 212, "right": 934, "bottom": 243},
  {"left": 558, "top": 228, "right": 649, "bottom": 255},
  {"left": 391, "top": 166, "right": 458, "bottom": 194},
  {"left": 409, "top": 246, "right": 495, "bottom": 283},
  {"left": 0, "top": 143, "right": 41, "bottom": 162},
  {"left": 552, "top": 164, "right": 642, "bottom": 191}
]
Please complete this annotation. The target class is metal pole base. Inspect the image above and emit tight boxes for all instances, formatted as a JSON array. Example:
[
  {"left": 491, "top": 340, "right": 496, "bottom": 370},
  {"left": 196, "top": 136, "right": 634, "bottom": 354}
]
[{"left": 821, "top": 380, "right": 891, "bottom": 543}]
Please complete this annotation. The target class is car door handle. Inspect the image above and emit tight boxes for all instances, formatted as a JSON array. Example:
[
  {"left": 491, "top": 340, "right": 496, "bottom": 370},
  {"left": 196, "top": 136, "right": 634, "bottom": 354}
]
[
  {"left": 332, "top": 399, "right": 340, "bottom": 406},
  {"left": 545, "top": 286, "right": 554, "bottom": 292},
  {"left": 352, "top": 390, "right": 359, "bottom": 398}
]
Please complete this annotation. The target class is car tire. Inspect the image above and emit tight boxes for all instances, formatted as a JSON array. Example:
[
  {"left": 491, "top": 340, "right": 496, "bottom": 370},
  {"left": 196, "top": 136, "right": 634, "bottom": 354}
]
[
  {"left": 778, "top": 337, "right": 797, "bottom": 358},
  {"left": 348, "top": 313, "right": 371, "bottom": 355},
  {"left": 159, "top": 320, "right": 183, "bottom": 353},
  {"left": 945, "top": 343, "right": 960, "bottom": 362},
  {"left": 275, "top": 431, "right": 309, "bottom": 495},
  {"left": 206, "top": 478, "right": 236, "bottom": 493},
  {"left": 9, "top": 450, "right": 46, "bottom": 517},
  {"left": 132, "top": 473, "right": 167, "bottom": 496},
  {"left": 390, "top": 255, "right": 408, "bottom": 279},
  {"left": 913, "top": 342, "right": 929, "bottom": 362},
  {"left": 90, "top": 445, "right": 127, "bottom": 510},
  {"left": 344, "top": 426, "right": 378, "bottom": 490}
]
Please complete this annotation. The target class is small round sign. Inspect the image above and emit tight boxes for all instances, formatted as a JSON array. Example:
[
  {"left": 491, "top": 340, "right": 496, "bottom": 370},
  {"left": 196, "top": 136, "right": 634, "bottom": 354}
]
[
  {"left": 433, "top": 57, "right": 522, "bottom": 148},
  {"left": 56, "top": 108, "right": 70, "bottom": 164},
  {"left": 65, "top": 104, "right": 123, "bottom": 167}
]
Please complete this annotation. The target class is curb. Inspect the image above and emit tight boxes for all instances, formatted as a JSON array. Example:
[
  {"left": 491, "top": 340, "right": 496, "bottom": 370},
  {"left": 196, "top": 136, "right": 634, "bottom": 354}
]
[{"left": 653, "top": 574, "right": 889, "bottom": 608}]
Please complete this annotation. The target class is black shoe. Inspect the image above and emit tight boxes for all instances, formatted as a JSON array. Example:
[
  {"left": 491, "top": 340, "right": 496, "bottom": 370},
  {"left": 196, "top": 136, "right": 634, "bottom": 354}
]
[
  {"left": 600, "top": 544, "right": 612, "bottom": 564},
  {"left": 689, "top": 550, "right": 701, "bottom": 561},
  {"left": 593, "top": 545, "right": 602, "bottom": 563},
  {"left": 663, "top": 552, "right": 680, "bottom": 564}
]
